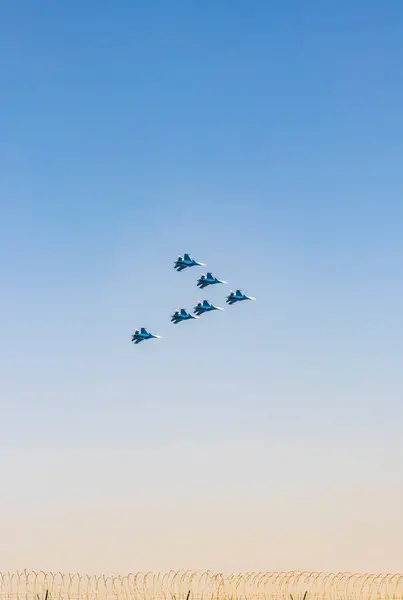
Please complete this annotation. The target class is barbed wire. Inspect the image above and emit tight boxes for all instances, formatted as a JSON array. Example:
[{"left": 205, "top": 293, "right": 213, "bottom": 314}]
[{"left": 1, "top": 571, "right": 403, "bottom": 600}]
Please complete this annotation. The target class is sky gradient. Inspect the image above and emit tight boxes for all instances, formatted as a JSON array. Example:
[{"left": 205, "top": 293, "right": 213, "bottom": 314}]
[{"left": 1, "top": 0, "right": 403, "bottom": 574}]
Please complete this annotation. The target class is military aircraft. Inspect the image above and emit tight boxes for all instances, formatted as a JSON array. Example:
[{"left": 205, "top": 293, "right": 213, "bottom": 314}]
[
  {"left": 171, "top": 308, "right": 199, "bottom": 324},
  {"left": 131, "top": 328, "right": 162, "bottom": 344},
  {"left": 174, "top": 253, "right": 206, "bottom": 272},
  {"left": 226, "top": 289, "right": 256, "bottom": 305},
  {"left": 196, "top": 272, "right": 227, "bottom": 289},
  {"left": 193, "top": 300, "right": 223, "bottom": 316}
]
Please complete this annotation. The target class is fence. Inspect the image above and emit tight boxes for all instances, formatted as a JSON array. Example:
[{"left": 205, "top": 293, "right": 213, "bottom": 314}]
[{"left": 1, "top": 571, "right": 403, "bottom": 600}]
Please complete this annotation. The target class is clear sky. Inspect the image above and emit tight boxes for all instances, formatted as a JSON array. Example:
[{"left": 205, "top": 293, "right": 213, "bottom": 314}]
[{"left": 1, "top": 0, "right": 402, "bottom": 575}]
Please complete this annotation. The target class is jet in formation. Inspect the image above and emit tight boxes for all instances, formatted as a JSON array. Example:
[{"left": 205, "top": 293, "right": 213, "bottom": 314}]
[
  {"left": 131, "top": 328, "right": 162, "bottom": 344},
  {"left": 171, "top": 308, "right": 199, "bottom": 324},
  {"left": 196, "top": 272, "right": 227, "bottom": 289},
  {"left": 133, "top": 254, "right": 256, "bottom": 346},
  {"left": 174, "top": 253, "right": 206, "bottom": 272},
  {"left": 193, "top": 300, "right": 223, "bottom": 316},
  {"left": 226, "top": 289, "right": 256, "bottom": 305}
]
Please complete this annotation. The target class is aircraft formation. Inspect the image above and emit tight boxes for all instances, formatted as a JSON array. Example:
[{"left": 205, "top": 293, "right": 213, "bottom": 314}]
[{"left": 132, "top": 253, "right": 256, "bottom": 344}]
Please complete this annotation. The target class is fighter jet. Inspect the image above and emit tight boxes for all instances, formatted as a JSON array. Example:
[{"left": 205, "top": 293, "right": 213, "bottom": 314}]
[
  {"left": 174, "top": 253, "right": 206, "bottom": 272},
  {"left": 193, "top": 300, "right": 223, "bottom": 316},
  {"left": 131, "top": 328, "right": 162, "bottom": 344},
  {"left": 171, "top": 308, "right": 199, "bottom": 324},
  {"left": 196, "top": 272, "right": 227, "bottom": 289},
  {"left": 226, "top": 289, "right": 256, "bottom": 305}
]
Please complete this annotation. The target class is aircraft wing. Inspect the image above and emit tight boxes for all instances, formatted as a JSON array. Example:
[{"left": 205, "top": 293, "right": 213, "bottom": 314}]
[
  {"left": 180, "top": 309, "right": 188, "bottom": 316},
  {"left": 176, "top": 264, "right": 186, "bottom": 271}
]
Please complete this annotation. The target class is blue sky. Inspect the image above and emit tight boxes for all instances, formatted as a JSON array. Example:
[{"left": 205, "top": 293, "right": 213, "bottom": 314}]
[{"left": 1, "top": 0, "right": 402, "bottom": 573}]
